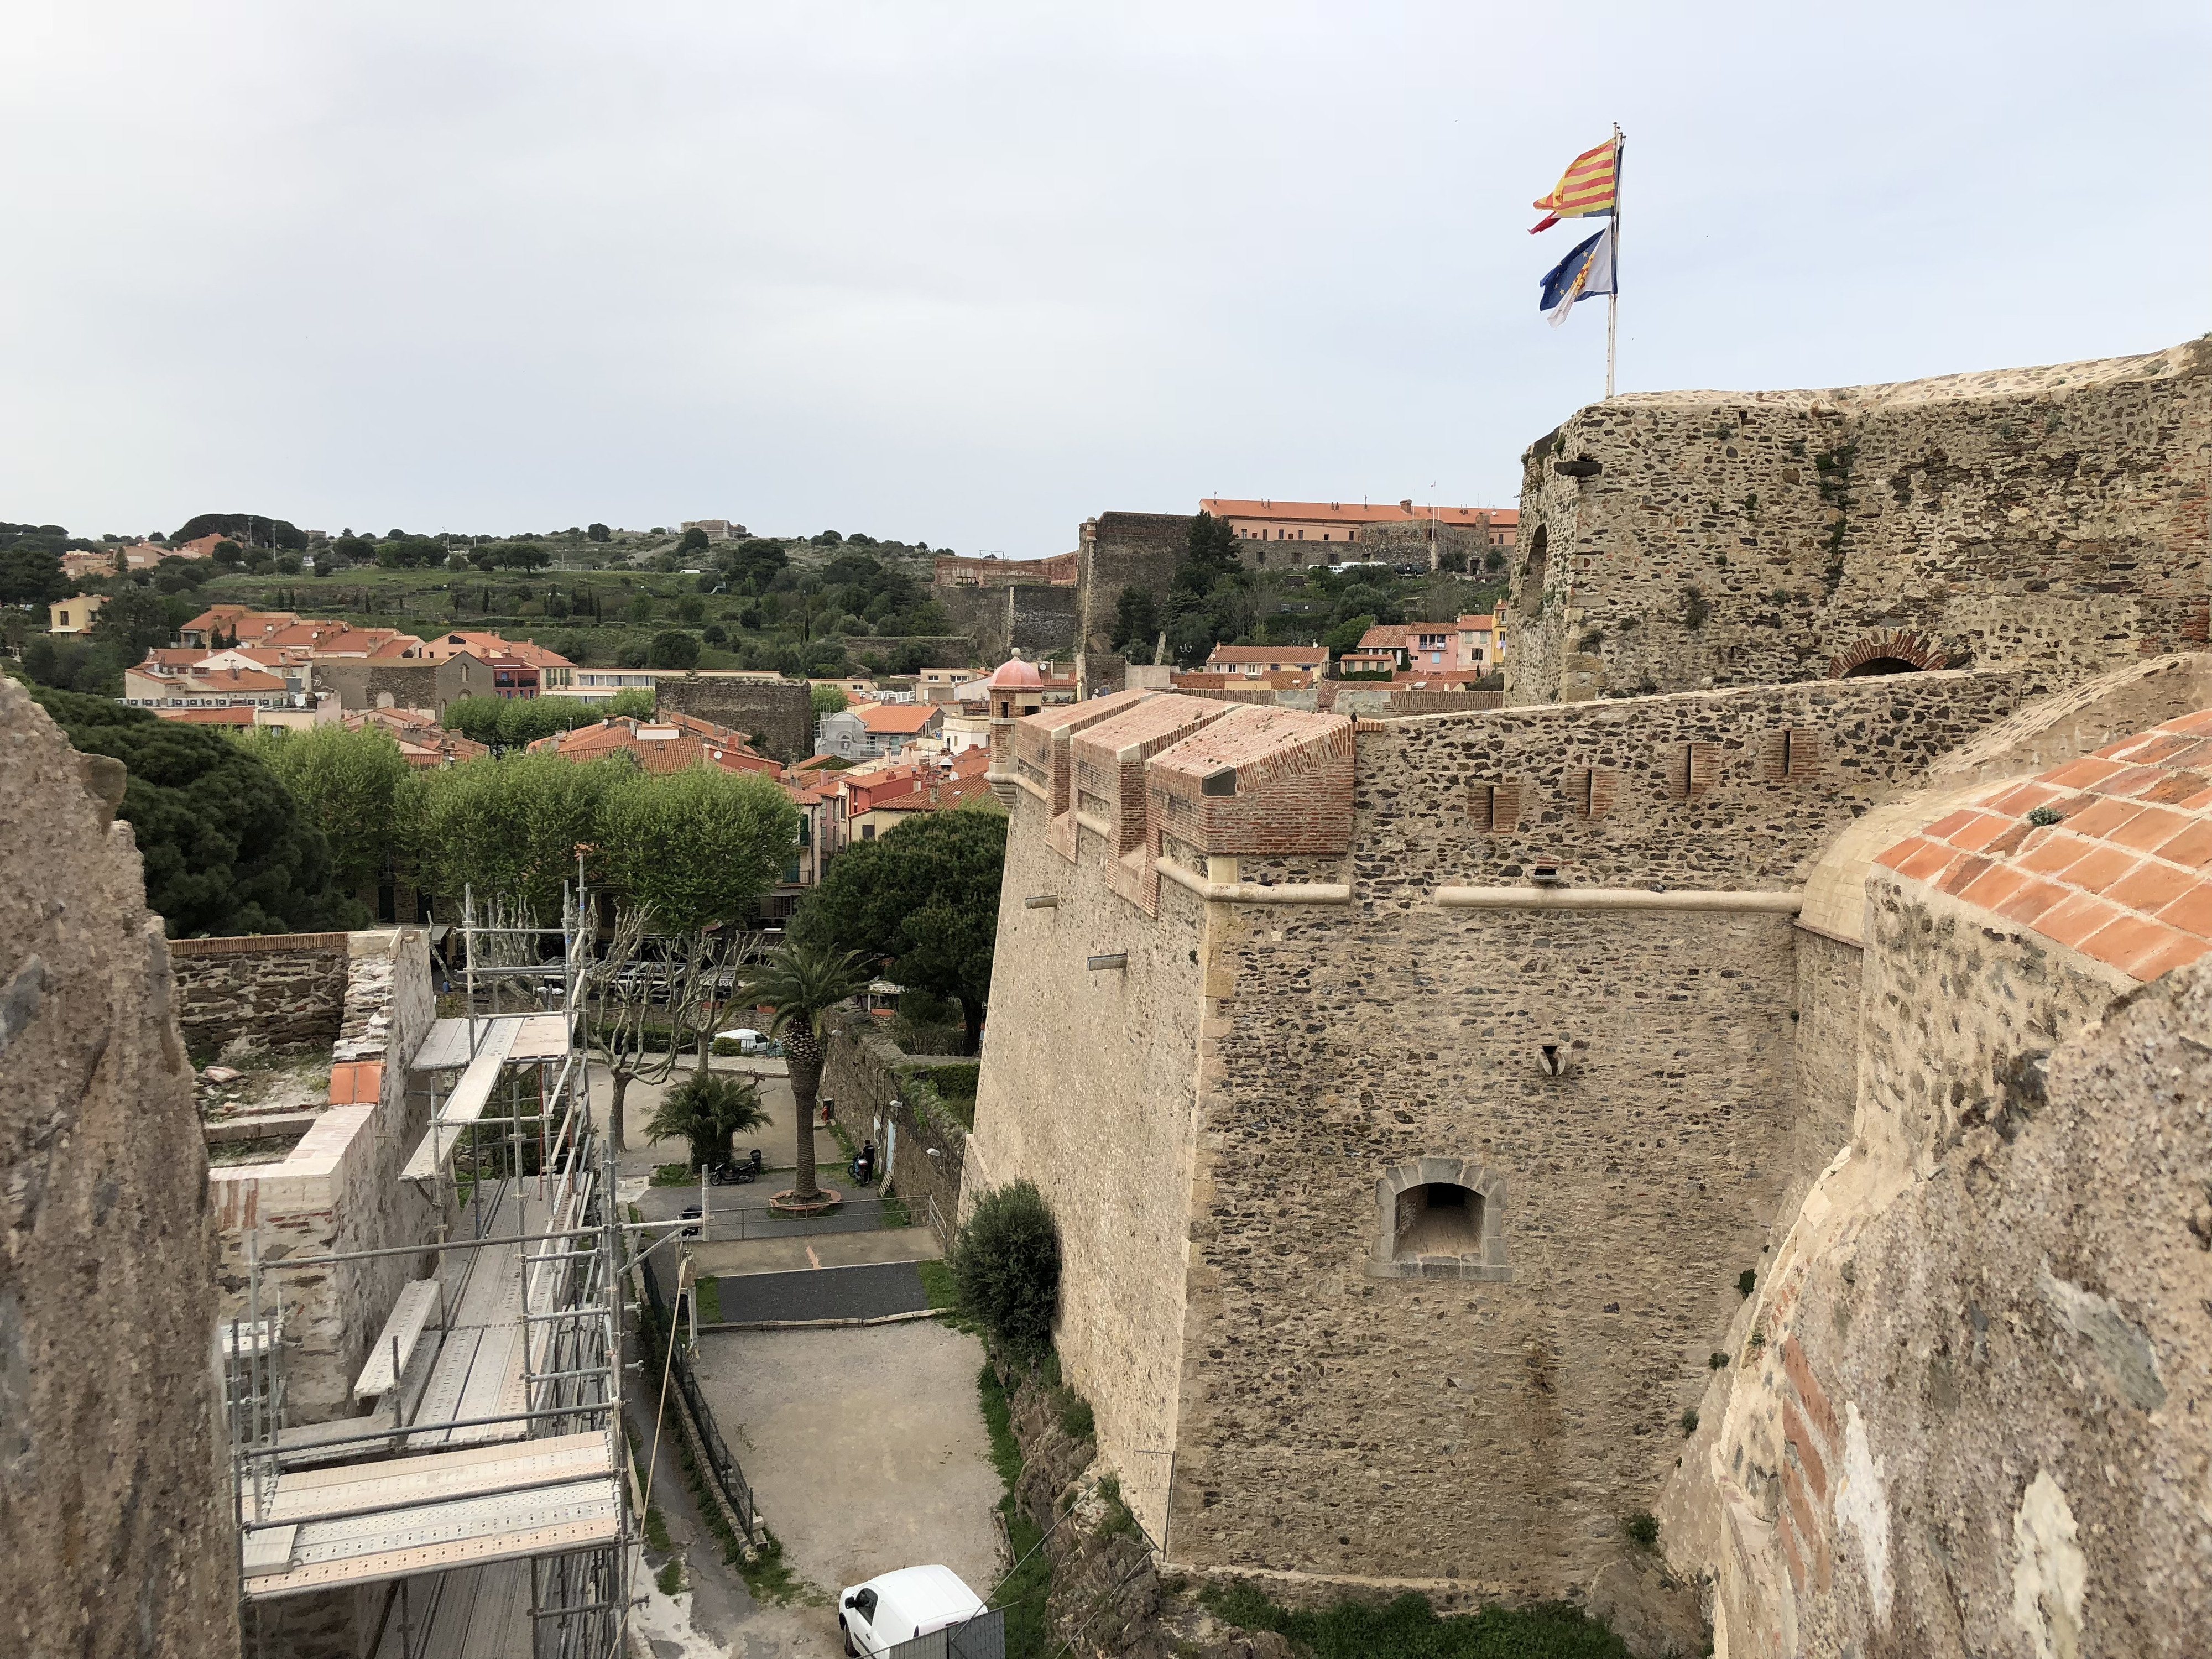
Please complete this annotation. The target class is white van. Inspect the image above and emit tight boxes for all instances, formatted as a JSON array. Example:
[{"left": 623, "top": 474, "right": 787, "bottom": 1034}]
[{"left": 838, "top": 1564, "right": 987, "bottom": 1656}]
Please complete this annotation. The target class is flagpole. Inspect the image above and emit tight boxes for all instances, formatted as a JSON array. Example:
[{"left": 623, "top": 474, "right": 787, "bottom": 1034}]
[{"left": 1605, "top": 123, "right": 1622, "bottom": 400}]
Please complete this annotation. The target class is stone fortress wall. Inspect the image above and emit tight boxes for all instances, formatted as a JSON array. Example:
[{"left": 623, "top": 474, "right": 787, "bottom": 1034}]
[
  {"left": 650, "top": 674, "right": 813, "bottom": 760},
  {"left": 971, "top": 340, "right": 2212, "bottom": 1652},
  {"left": 1506, "top": 338, "right": 2211, "bottom": 705},
  {"left": 1074, "top": 510, "right": 1192, "bottom": 692},
  {"left": 0, "top": 680, "right": 239, "bottom": 1659}
]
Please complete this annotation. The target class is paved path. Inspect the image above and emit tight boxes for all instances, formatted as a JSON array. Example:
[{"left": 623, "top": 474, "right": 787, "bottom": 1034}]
[
  {"left": 705, "top": 1261, "right": 931, "bottom": 1324},
  {"left": 692, "top": 1323, "right": 1001, "bottom": 1611},
  {"left": 696, "top": 1227, "right": 943, "bottom": 1280}
]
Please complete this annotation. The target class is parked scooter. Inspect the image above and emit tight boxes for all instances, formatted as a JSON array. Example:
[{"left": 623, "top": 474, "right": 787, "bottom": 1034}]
[
  {"left": 708, "top": 1148, "right": 765, "bottom": 1185},
  {"left": 848, "top": 1141, "right": 877, "bottom": 1187}
]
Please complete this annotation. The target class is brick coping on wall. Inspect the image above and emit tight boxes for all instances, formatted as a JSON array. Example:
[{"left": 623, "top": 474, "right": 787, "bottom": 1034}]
[{"left": 170, "top": 932, "right": 356, "bottom": 958}]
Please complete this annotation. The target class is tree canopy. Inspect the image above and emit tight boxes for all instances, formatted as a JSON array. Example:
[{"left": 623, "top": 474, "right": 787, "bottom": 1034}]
[
  {"left": 441, "top": 692, "right": 651, "bottom": 749},
  {"left": 1164, "top": 510, "right": 1247, "bottom": 665},
  {"left": 593, "top": 765, "right": 797, "bottom": 933},
  {"left": 810, "top": 682, "right": 849, "bottom": 716},
  {"left": 648, "top": 629, "right": 700, "bottom": 670},
  {"left": 173, "top": 512, "right": 307, "bottom": 551},
  {"left": 235, "top": 723, "right": 412, "bottom": 893},
  {"left": 797, "top": 807, "right": 1005, "bottom": 1053},
  {"left": 0, "top": 545, "right": 66, "bottom": 605},
  {"left": 401, "top": 750, "right": 618, "bottom": 917},
  {"left": 27, "top": 686, "right": 364, "bottom": 937}
]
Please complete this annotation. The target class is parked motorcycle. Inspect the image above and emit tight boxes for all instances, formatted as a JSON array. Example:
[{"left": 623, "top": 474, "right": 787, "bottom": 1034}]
[{"left": 708, "top": 1149, "right": 765, "bottom": 1185}]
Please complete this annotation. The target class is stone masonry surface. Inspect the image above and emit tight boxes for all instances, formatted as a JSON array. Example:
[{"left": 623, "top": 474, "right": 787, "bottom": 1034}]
[
  {"left": 0, "top": 679, "right": 239, "bottom": 1659},
  {"left": 975, "top": 665, "right": 2065, "bottom": 1597},
  {"left": 651, "top": 675, "right": 813, "bottom": 761},
  {"left": 1668, "top": 869, "right": 2208, "bottom": 1656},
  {"left": 170, "top": 931, "right": 352, "bottom": 1055},
  {"left": 208, "top": 927, "right": 439, "bottom": 1423},
  {"left": 1507, "top": 339, "right": 2212, "bottom": 705}
]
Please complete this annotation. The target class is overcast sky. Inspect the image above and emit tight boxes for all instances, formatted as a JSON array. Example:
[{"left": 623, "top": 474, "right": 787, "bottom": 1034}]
[{"left": 3, "top": 2, "right": 2205, "bottom": 554}]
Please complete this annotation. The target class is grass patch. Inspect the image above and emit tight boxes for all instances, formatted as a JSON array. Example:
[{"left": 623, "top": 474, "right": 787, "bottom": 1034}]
[
  {"left": 651, "top": 1162, "right": 694, "bottom": 1187},
  {"left": 655, "top": 1560, "right": 684, "bottom": 1598},
  {"left": 695, "top": 1276, "right": 722, "bottom": 1324},
  {"left": 1197, "top": 1582, "right": 1630, "bottom": 1659},
  {"left": 978, "top": 1361, "right": 1023, "bottom": 1487},
  {"left": 737, "top": 1527, "right": 823, "bottom": 1607},
  {"left": 977, "top": 1363, "right": 1053, "bottom": 1659},
  {"left": 882, "top": 1194, "right": 912, "bottom": 1229}
]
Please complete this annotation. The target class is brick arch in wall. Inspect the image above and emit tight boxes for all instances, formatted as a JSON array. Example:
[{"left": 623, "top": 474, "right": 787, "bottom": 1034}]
[{"left": 1828, "top": 629, "right": 1951, "bottom": 680}]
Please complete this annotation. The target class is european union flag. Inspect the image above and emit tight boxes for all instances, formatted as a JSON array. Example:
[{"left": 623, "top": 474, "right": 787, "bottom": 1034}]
[{"left": 1538, "top": 226, "right": 1615, "bottom": 328}]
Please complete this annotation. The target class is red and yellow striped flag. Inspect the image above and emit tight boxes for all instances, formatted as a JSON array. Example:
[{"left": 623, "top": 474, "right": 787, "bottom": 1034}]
[{"left": 1530, "top": 138, "right": 1619, "bottom": 234}]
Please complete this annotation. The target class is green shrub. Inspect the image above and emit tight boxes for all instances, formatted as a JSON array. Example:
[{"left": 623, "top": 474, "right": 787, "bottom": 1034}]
[
  {"left": 1622, "top": 1510, "right": 1660, "bottom": 1551},
  {"left": 949, "top": 1180, "right": 1061, "bottom": 1359},
  {"left": 1708, "top": 1351, "right": 1728, "bottom": 1370},
  {"left": 1056, "top": 1387, "right": 1095, "bottom": 1442},
  {"left": 1197, "top": 1582, "right": 1629, "bottom": 1658},
  {"left": 1737, "top": 1269, "right": 1757, "bottom": 1299},
  {"left": 1680, "top": 1408, "right": 1699, "bottom": 1437}
]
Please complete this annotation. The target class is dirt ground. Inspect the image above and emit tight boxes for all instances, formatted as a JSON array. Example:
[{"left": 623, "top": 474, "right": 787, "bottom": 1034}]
[{"left": 692, "top": 1322, "right": 1004, "bottom": 1618}]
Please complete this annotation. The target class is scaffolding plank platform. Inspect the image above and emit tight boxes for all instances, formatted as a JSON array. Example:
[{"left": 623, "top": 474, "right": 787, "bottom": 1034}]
[
  {"left": 242, "top": 1524, "right": 298, "bottom": 1578},
  {"left": 414, "top": 1014, "right": 573, "bottom": 1073},
  {"left": 401, "top": 1019, "right": 520, "bottom": 1182},
  {"left": 264, "top": 1432, "right": 613, "bottom": 1524},
  {"left": 354, "top": 1279, "right": 444, "bottom": 1399},
  {"left": 243, "top": 1480, "right": 621, "bottom": 1600}
]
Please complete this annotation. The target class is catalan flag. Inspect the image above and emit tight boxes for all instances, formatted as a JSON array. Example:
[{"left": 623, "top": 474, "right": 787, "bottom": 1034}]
[{"left": 1530, "top": 137, "right": 1619, "bottom": 234}]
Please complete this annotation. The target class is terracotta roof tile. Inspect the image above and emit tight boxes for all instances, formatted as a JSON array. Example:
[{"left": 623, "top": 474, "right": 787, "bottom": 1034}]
[
  {"left": 1874, "top": 706, "right": 2212, "bottom": 982},
  {"left": 2040, "top": 756, "right": 2126, "bottom": 791},
  {"left": 2107, "top": 802, "right": 2195, "bottom": 853},
  {"left": 2153, "top": 819, "right": 2212, "bottom": 868},
  {"left": 2033, "top": 893, "right": 2125, "bottom": 951},
  {"left": 1992, "top": 879, "right": 2072, "bottom": 926},
  {"left": 2060, "top": 796, "right": 2146, "bottom": 839}
]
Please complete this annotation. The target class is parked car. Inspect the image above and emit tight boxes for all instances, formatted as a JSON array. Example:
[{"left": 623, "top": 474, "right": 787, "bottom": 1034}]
[
  {"left": 714, "top": 1027, "right": 767, "bottom": 1053},
  {"left": 838, "top": 1566, "right": 987, "bottom": 1656}
]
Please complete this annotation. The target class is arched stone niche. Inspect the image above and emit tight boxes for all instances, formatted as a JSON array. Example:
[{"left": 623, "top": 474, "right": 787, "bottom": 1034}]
[{"left": 1366, "top": 1157, "right": 1512, "bottom": 1281}]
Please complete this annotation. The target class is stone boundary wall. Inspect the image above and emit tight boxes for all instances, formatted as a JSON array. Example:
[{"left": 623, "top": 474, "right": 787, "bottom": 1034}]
[
  {"left": 171, "top": 931, "right": 353, "bottom": 1054},
  {"left": 936, "top": 551, "right": 1078, "bottom": 587},
  {"left": 1668, "top": 905, "right": 2209, "bottom": 1657},
  {"left": 207, "top": 928, "right": 439, "bottom": 1423},
  {"left": 821, "top": 1012, "right": 969, "bottom": 1229},
  {"left": 1077, "top": 511, "right": 1190, "bottom": 664}
]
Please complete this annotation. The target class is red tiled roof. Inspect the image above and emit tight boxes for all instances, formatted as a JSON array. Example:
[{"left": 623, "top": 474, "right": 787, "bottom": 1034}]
[
  {"left": 1874, "top": 710, "right": 2212, "bottom": 982},
  {"left": 1456, "top": 614, "right": 1499, "bottom": 630},
  {"left": 1201, "top": 499, "right": 1517, "bottom": 529},
  {"left": 529, "top": 717, "right": 775, "bottom": 777},
  {"left": 1204, "top": 645, "right": 1327, "bottom": 666},
  {"left": 854, "top": 703, "right": 942, "bottom": 734},
  {"left": 154, "top": 707, "right": 255, "bottom": 726}
]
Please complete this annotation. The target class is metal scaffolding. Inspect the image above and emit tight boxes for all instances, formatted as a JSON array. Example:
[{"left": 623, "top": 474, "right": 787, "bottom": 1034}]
[{"left": 224, "top": 882, "right": 633, "bottom": 1659}]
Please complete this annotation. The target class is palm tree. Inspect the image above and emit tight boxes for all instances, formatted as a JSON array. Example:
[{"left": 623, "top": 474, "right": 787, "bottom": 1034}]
[
  {"left": 747, "top": 940, "right": 871, "bottom": 1203},
  {"left": 643, "top": 1072, "right": 771, "bottom": 1172}
]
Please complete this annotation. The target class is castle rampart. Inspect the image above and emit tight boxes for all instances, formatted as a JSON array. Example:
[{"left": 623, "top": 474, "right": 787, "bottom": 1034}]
[
  {"left": 971, "top": 664, "right": 2059, "bottom": 1594},
  {"left": 1507, "top": 340, "right": 2211, "bottom": 705}
]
